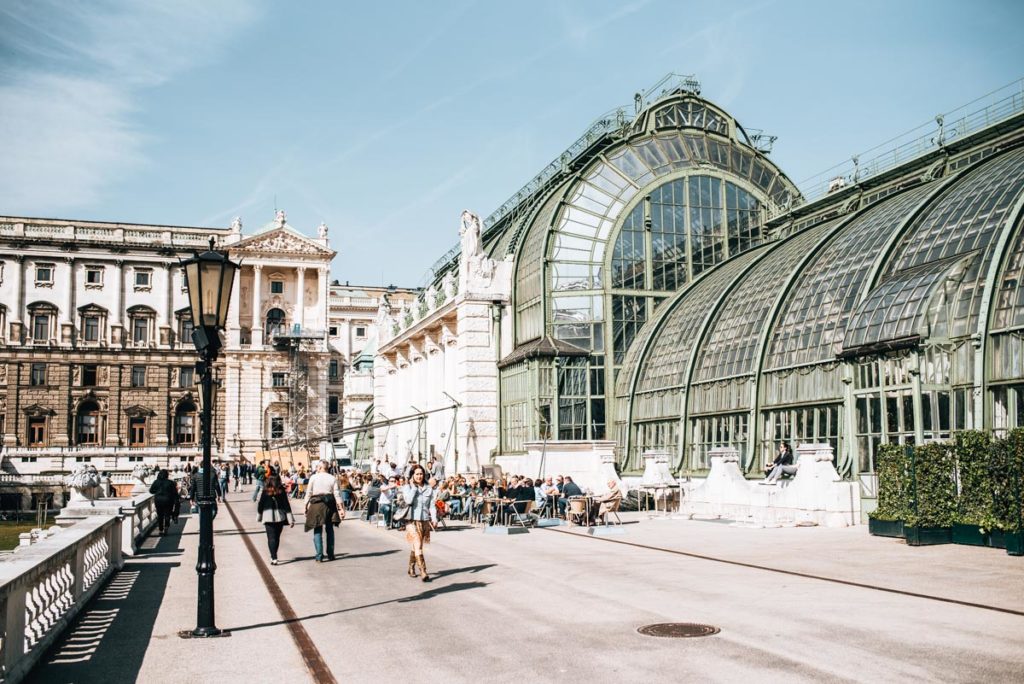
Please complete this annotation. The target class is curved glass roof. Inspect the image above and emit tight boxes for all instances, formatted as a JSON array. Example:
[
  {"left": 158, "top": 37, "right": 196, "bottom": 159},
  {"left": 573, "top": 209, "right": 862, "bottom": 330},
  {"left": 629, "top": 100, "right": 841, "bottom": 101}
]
[
  {"left": 693, "top": 219, "right": 840, "bottom": 384},
  {"left": 765, "top": 183, "right": 937, "bottom": 369},
  {"left": 991, "top": 216, "right": 1024, "bottom": 332},
  {"left": 617, "top": 144, "right": 1024, "bottom": 456},
  {"left": 843, "top": 146, "right": 1024, "bottom": 350},
  {"left": 617, "top": 247, "right": 765, "bottom": 399}
]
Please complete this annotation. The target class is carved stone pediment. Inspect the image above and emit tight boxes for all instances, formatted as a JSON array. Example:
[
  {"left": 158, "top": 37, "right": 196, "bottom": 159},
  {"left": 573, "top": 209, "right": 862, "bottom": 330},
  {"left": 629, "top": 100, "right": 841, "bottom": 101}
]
[
  {"left": 231, "top": 228, "right": 334, "bottom": 257},
  {"left": 23, "top": 403, "right": 56, "bottom": 417},
  {"left": 124, "top": 404, "right": 156, "bottom": 417}
]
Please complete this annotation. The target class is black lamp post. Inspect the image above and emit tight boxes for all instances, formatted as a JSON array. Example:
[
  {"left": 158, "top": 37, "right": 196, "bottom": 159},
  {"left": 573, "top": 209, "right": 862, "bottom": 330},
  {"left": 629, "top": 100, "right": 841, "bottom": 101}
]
[{"left": 179, "top": 237, "right": 237, "bottom": 639}]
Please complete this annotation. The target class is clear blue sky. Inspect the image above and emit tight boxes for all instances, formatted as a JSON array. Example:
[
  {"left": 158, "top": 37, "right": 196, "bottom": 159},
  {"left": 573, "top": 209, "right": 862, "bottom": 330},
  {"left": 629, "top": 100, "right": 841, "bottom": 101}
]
[{"left": 2, "top": 0, "right": 1022, "bottom": 286}]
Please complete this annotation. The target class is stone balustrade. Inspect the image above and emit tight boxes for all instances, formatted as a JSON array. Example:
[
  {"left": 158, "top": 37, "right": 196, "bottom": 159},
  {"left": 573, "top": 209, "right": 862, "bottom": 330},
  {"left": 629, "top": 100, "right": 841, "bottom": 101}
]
[
  {"left": 381, "top": 277, "right": 459, "bottom": 345},
  {"left": 0, "top": 515, "right": 123, "bottom": 683},
  {"left": 119, "top": 495, "right": 157, "bottom": 556},
  {"left": 0, "top": 218, "right": 223, "bottom": 247}
]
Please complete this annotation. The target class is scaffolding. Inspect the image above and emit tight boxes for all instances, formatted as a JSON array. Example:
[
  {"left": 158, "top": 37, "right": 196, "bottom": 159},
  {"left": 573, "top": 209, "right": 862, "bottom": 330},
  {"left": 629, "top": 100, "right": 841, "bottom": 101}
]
[{"left": 272, "top": 325, "right": 326, "bottom": 462}]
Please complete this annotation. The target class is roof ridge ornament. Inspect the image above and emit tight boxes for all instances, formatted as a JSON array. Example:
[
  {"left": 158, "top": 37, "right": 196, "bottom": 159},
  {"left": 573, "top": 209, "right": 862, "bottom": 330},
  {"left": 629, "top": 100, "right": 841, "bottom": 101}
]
[{"left": 275, "top": 209, "right": 287, "bottom": 229}]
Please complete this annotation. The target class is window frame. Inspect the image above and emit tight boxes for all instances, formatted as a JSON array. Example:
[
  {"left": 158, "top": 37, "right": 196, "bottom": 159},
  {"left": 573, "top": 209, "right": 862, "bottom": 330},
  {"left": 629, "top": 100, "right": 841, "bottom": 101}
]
[
  {"left": 28, "top": 416, "right": 48, "bottom": 446},
  {"left": 128, "top": 416, "right": 147, "bottom": 447},
  {"left": 30, "top": 363, "right": 47, "bottom": 386},
  {"left": 133, "top": 268, "right": 152, "bottom": 291},
  {"left": 34, "top": 264, "right": 54, "bottom": 286}
]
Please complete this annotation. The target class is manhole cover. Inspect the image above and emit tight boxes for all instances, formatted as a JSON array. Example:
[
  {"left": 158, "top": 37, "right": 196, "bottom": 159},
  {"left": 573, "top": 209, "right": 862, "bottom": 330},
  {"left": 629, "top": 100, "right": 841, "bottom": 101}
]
[{"left": 637, "top": 623, "right": 720, "bottom": 638}]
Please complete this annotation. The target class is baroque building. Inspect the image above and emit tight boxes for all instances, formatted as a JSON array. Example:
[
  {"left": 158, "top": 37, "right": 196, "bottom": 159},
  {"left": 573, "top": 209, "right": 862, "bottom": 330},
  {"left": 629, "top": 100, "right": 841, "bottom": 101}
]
[
  {"left": 326, "top": 283, "right": 418, "bottom": 451},
  {"left": 0, "top": 210, "right": 334, "bottom": 477}
]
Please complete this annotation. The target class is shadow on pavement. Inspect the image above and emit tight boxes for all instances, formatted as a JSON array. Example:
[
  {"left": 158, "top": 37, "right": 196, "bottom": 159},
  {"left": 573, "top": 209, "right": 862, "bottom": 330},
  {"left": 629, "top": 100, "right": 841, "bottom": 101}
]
[
  {"left": 337, "top": 549, "right": 400, "bottom": 560},
  {"left": 26, "top": 522, "right": 183, "bottom": 684},
  {"left": 226, "top": 581, "right": 488, "bottom": 633},
  {"left": 430, "top": 563, "right": 496, "bottom": 579}
]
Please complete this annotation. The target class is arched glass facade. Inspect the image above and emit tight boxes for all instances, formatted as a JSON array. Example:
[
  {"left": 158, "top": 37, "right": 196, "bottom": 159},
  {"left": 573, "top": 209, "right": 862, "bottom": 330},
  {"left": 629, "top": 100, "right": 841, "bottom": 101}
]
[
  {"left": 615, "top": 143, "right": 1024, "bottom": 500},
  {"left": 490, "top": 91, "right": 799, "bottom": 453}
]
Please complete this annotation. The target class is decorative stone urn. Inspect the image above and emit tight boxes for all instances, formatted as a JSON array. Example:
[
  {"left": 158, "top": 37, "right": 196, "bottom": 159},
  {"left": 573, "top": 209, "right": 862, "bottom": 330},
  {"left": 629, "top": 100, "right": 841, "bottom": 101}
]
[
  {"left": 65, "top": 464, "right": 102, "bottom": 505},
  {"left": 131, "top": 464, "right": 155, "bottom": 494}
]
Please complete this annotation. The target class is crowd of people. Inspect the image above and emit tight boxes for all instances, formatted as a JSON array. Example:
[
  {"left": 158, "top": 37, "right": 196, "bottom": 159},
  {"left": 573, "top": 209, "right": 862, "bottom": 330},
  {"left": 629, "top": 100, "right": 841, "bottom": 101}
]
[{"left": 148, "top": 454, "right": 624, "bottom": 580}]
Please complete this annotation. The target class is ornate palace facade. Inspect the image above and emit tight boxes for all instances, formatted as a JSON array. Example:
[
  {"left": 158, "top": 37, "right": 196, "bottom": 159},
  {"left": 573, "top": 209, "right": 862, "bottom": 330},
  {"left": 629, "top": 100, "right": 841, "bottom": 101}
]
[{"left": 0, "top": 211, "right": 334, "bottom": 475}]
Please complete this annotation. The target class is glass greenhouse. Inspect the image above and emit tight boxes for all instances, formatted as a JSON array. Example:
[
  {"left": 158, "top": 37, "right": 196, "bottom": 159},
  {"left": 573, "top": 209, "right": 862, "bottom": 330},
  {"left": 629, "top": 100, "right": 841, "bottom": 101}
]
[{"left": 429, "top": 76, "right": 1024, "bottom": 505}]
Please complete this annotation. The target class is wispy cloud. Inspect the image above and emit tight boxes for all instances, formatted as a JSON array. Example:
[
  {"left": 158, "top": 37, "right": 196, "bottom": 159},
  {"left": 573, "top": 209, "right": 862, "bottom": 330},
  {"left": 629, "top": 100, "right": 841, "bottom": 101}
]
[{"left": 0, "top": 0, "right": 261, "bottom": 215}]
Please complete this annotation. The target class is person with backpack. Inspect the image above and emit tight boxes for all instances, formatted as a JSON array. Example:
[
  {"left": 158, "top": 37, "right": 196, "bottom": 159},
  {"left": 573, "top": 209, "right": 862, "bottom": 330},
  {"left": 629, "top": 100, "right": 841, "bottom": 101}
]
[
  {"left": 257, "top": 475, "right": 295, "bottom": 565},
  {"left": 252, "top": 460, "right": 269, "bottom": 502}
]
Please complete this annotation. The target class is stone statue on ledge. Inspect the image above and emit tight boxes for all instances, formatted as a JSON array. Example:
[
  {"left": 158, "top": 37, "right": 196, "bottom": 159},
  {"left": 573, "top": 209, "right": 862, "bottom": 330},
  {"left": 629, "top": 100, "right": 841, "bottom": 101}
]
[
  {"left": 458, "top": 210, "right": 495, "bottom": 293},
  {"left": 66, "top": 464, "right": 102, "bottom": 505}
]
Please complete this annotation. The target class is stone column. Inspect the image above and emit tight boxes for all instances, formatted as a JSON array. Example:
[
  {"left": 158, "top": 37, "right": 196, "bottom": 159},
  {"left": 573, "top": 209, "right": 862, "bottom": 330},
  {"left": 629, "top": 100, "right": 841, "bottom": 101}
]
[
  {"left": 227, "top": 265, "right": 241, "bottom": 348},
  {"left": 295, "top": 267, "right": 306, "bottom": 330},
  {"left": 10, "top": 256, "right": 23, "bottom": 341},
  {"left": 111, "top": 260, "right": 124, "bottom": 346},
  {"left": 317, "top": 267, "right": 327, "bottom": 332},
  {"left": 454, "top": 299, "right": 499, "bottom": 474},
  {"left": 62, "top": 257, "right": 75, "bottom": 345},
  {"left": 159, "top": 263, "right": 172, "bottom": 346},
  {"left": 251, "top": 264, "right": 263, "bottom": 349}
]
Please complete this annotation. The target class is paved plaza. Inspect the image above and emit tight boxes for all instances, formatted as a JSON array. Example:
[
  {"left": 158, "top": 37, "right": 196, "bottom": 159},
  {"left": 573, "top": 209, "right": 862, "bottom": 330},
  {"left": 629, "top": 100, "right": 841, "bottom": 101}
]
[{"left": 26, "top": 491, "right": 1024, "bottom": 684}]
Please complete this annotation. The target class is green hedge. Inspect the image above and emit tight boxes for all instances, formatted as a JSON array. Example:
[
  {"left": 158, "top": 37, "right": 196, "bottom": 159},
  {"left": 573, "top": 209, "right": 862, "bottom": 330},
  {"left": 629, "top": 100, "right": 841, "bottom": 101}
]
[
  {"left": 954, "top": 430, "right": 995, "bottom": 529},
  {"left": 871, "top": 443, "right": 910, "bottom": 522},
  {"left": 906, "top": 442, "right": 957, "bottom": 528},
  {"left": 990, "top": 429, "right": 1024, "bottom": 533},
  {"left": 872, "top": 431, "right": 1024, "bottom": 533}
]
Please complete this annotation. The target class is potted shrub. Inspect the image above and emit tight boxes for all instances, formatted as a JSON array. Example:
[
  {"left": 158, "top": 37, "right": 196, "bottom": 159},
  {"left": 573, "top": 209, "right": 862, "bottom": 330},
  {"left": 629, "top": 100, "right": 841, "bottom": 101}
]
[
  {"left": 991, "top": 429, "right": 1024, "bottom": 557},
  {"left": 951, "top": 431, "right": 995, "bottom": 547},
  {"left": 868, "top": 444, "right": 909, "bottom": 538},
  {"left": 904, "top": 442, "right": 956, "bottom": 546}
]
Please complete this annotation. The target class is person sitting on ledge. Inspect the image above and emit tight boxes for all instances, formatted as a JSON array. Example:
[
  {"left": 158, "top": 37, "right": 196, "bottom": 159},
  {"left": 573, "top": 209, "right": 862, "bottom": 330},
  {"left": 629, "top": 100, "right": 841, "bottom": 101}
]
[{"left": 761, "top": 442, "right": 797, "bottom": 484}]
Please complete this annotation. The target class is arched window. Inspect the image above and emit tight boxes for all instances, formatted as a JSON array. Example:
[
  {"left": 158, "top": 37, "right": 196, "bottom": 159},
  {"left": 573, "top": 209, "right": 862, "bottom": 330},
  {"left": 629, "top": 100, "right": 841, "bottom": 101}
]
[
  {"left": 127, "top": 305, "right": 156, "bottom": 346},
  {"left": 75, "top": 399, "right": 103, "bottom": 446},
  {"left": 26, "top": 301, "right": 58, "bottom": 343},
  {"left": 174, "top": 399, "right": 197, "bottom": 445},
  {"left": 266, "top": 308, "right": 286, "bottom": 340},
  {"left": 78, "top": 304, "right": 109, "bottom": 345}
]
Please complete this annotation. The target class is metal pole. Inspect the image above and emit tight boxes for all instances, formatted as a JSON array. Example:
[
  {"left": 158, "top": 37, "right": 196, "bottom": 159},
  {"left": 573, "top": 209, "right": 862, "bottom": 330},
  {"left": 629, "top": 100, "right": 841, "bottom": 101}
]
[{"left": 184, "top": 353, "right": 225, "bottom": 638}]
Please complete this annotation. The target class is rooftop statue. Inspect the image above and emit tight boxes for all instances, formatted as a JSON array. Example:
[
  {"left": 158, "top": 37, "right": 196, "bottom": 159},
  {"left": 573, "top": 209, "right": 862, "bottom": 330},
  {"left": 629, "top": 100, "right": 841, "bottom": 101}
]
[
  {"left": 318, "top": 221, "right": 329, "bottom": 239},
  {"left": 230, "top": 216, "right": 243, "bottom": 233},
  {"left": 275, "top": 209, "right": 287, "bottom": 228},
  {"left": 459, "top": 210, "right": 482, "bottom": 259},
  {"left": 459, "top": 210, "right": 494, "bottom": 292}
]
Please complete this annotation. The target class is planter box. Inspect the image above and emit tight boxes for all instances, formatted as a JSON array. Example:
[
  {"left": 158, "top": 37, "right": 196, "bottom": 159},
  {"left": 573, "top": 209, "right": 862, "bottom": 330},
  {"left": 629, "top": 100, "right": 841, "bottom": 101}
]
[
  {"left": 1006, "top": 531, "right": 1024, "bottom": 557},
  {"left": 952, "top": 523, "right": 986, "bottom": 546},
  {"left": 868, "top": 518, "right": 904, "bottom": 538},
  {"left": 904, "top": 525, "right": 952, "bottom": 546},
  {"left": 952, "top": 524, "right": 1011, "bottom": 548}
]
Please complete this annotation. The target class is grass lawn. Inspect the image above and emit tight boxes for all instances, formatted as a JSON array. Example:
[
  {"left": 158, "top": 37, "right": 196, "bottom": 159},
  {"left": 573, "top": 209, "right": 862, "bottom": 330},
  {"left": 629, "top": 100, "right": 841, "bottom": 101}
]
[{"left": 0, "top": 517, "right": 58, "bottom": 551}]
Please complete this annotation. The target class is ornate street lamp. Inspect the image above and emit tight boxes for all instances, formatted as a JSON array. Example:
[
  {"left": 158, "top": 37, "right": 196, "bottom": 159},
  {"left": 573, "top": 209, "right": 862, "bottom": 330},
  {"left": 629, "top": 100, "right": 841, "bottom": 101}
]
[{"left": 179, "top": 237, "right": 237, "bottom": 639}]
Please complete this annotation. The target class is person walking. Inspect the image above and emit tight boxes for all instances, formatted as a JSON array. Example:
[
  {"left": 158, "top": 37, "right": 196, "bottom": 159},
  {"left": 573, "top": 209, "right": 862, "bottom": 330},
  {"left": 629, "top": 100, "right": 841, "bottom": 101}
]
[
  {"left": 218, "top": 464, "right": 230, "bottom": 502},
  {"left": 149, "top": 469, "right": 178, "bottom": 536},
  {"left": 252, "top": 460, "right": 268, "bottom": 502},
  {"left": 257, "top": 475, "right": 295, "bottom": 565},
  {"left": 303, "top": 460, "right": 345, "bottom": 562},
  {"left": 400, "top": 464, "right": 437, "bottom": 582},
  {"left": 232, "top": 462, "right": 241, "bottom": 492}
]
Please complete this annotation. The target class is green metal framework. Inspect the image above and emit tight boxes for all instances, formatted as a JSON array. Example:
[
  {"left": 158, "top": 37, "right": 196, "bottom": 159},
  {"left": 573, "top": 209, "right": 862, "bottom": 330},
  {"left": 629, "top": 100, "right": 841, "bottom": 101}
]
[
  {"left": 615, "top": 141, "right": 1024, "bottom": 496},
  {"left": 490, "top": 89, "right": 799, "bottom": 453}
]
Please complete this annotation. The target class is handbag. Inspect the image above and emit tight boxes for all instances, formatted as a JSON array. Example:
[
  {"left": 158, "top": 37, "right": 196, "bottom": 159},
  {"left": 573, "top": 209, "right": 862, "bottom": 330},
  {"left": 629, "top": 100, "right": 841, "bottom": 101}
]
[{"left": 392, "top": 488, "right": 415, "bottom": 523}]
